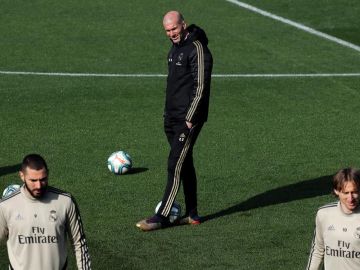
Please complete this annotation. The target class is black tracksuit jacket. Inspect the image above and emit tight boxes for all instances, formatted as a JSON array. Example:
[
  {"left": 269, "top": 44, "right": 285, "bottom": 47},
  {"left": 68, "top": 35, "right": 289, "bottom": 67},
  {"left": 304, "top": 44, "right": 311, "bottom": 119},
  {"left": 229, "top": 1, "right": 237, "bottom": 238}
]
[{"left": 164, "top": 24, "right": 213, "bottom": 125}]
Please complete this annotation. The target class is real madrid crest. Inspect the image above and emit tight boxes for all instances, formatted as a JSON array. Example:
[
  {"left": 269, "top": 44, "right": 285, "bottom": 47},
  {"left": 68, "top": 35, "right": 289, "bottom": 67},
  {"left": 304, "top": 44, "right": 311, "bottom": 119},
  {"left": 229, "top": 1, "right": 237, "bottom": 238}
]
[
  {"left": 176, "top": 53, "right": 184, "bottom": 66},
  {"left": 179, "top": 133, "right": 186, "bottom": 142},
  {"left": 178, "top": 53, "right": 183, "bottom": 61},
  {"left": 354, "top": 227, "right": 360, "bottom": 239},
  {"left": 49, "top": 210, "right": 57, "bottom": 222}
]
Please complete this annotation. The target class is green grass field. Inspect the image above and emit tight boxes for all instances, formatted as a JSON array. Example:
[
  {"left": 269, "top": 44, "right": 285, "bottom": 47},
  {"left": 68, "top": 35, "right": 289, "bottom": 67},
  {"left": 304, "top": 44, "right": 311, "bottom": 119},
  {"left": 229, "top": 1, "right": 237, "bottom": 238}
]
[{"left": 1, "top": 0, "right": 360, "bottom": 269}]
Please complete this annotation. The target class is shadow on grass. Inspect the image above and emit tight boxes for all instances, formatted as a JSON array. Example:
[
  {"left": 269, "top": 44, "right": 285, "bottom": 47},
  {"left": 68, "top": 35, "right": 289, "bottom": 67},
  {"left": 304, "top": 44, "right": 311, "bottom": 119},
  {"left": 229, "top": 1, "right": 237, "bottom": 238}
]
[
  {"left": 0, "top": 164, "right": 21, "bottom": 178},
  {"left": 127, "top": 167, "right": 149, "bottom": 175},
  {"left": 202, "top": 175, "right": 333, "bottom": 222}
]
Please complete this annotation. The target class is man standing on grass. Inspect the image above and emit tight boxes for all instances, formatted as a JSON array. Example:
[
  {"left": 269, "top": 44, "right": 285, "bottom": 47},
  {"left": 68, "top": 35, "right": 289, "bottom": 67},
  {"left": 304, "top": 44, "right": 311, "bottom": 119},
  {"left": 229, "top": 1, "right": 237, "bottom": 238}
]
[
  {"left": 136, "top": 10, "right": 213, "bottom": 231},
  {"left": 0, "top": 154, "right": 91, "bottom": 269},
  {"left": 307, "top": 168, "right": 360, "bottom": 270}
]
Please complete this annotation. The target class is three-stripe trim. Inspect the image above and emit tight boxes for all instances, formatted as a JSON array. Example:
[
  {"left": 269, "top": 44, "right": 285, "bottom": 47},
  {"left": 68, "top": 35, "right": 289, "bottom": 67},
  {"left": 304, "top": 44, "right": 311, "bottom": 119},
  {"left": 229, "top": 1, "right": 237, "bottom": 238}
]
[
  {"left": 48, "top": 187, "right": 91, "bottom": 269},
  {"left": 162, "top": 130, "right": 194, "bottom": 216},
  {"left": 306, "top": 202, "right": 337, "bottom": 270},
  {"left": 186, "top": 40, "right": 205, "bottom": 122}
]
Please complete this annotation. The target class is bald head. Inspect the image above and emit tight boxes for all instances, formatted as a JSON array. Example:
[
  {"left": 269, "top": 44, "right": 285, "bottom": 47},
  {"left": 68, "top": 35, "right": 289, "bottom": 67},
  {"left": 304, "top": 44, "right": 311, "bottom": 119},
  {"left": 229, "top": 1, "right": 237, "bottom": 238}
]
[
  {"left": 163, "top": 11, "right": 184, "bottom": 25},
  {"left": 163, "top": 11, "right": 187, "bottom": 44}
]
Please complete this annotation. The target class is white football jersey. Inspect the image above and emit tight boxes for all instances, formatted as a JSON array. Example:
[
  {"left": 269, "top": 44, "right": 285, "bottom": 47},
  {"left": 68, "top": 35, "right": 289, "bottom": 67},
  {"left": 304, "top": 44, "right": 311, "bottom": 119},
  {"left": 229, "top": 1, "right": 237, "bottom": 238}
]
[
  {"left": 307, "top": 201, "right": 360, "bottom": 270},
  {"left": 0, "top": 185, "right": 91, "bottom": 270}
]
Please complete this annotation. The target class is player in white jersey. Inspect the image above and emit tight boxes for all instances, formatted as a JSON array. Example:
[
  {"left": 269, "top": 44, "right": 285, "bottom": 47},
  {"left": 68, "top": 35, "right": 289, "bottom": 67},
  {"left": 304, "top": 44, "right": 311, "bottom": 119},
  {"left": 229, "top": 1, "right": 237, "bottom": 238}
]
[
  {"left": 0, "top": 154, "right": 91, "bottom": 270},
  {"left": 307, "top": 167, "right": 360, "bottom": 270}
]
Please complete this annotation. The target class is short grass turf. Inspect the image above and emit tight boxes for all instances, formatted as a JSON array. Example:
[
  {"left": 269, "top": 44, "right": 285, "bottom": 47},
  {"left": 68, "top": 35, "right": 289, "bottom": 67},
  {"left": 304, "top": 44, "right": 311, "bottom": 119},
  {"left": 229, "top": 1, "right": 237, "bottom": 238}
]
[{"left": 1, "top": 76, "right": 360, "bottom": 269}]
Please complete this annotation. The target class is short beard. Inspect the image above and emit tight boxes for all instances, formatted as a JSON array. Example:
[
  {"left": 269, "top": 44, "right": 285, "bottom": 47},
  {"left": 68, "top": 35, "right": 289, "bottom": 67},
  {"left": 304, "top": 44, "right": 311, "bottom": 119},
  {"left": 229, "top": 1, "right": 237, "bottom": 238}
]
[{"left": 24, "top": 182, "right": 46, "bottom": 198}]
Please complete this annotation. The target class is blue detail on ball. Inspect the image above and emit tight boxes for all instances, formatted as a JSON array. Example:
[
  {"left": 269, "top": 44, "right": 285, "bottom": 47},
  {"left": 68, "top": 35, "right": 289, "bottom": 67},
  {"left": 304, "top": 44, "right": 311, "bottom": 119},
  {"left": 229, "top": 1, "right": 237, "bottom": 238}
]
[
  {"left": 2, "top": 184, "right": 21, "bottom": 198},
  {"left": 107, "top": 150, "right": 133, "bottom": 175}
]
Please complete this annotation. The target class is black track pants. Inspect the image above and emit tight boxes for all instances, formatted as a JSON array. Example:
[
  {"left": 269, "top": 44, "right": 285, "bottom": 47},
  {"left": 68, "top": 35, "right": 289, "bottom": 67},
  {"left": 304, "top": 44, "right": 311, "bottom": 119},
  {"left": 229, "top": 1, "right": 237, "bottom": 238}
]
[{"left": 157, "top": 119, "right": 203, "bottom": 217}]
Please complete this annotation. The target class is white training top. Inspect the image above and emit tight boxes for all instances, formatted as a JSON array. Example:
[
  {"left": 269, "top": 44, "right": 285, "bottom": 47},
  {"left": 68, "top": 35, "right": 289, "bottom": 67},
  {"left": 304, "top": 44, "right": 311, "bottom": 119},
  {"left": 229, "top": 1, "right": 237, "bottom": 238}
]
[
  {"left": 0, "top": 185, "right": 91, "bottom": 270},
  {"left": 307, "top": 201, "right": 360, "bottom": 270}
]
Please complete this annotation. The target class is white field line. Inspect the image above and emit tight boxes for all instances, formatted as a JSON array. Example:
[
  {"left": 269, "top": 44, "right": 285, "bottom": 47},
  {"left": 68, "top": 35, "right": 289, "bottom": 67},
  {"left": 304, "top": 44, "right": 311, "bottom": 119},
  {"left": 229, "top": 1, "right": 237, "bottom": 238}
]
[
  {"left": 0, "top": 70, "right": 360, "bottom": 78},
  {"left": 225, "top": 0, "right": 360, "bottom": 53},
  {"left": 0, "top": 70, "right": 166, "bottom": 77},
  {"left": 213, "top": 73, "right": 360, "bottom": 78}
]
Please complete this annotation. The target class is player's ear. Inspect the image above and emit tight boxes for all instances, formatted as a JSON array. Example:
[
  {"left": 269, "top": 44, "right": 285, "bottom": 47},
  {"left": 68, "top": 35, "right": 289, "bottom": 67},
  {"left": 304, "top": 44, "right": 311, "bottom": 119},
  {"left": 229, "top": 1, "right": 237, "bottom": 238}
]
[
  {"left": 182, "top": 22, "right": 187, "bottom": 29},
  {"left": 19, "top": 171, "right": 25, "bottom": 182},
  {"left": 334, "top": 189, "right": 340, "bottom": 196}
]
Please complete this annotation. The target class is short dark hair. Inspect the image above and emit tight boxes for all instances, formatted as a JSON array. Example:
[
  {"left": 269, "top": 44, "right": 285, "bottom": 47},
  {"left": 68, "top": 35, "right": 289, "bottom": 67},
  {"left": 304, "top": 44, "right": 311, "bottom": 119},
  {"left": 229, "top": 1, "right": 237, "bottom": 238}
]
[
  {"left": 178, "top": 13, "right": 185, "bottom": 23},
  {"left": 333, "top": 167, "right": 360, "bottom": 193},
  {"left": 21, "top": 154, "right": 48, "bottom": 173}
]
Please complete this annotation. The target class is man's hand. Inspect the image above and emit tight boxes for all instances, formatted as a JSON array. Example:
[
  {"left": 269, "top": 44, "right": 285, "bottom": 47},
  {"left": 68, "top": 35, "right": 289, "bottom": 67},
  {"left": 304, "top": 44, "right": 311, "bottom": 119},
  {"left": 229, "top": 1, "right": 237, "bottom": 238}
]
[{"left": 186, "top": 121, "right": 193, "bottom": 129}]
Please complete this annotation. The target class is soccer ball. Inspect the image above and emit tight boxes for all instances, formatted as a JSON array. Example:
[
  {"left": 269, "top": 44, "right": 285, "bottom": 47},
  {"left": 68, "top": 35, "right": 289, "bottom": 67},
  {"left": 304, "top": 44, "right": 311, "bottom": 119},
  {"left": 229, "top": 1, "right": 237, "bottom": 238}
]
[
  {"left": 107, "top": 151, "right": 132, "bottom": 175},
  {"left": 155, "top": 201, "right": 181, "bottom": 223},
  {"left": 2, "top": 184, "right": 21, "bottom": 198}
]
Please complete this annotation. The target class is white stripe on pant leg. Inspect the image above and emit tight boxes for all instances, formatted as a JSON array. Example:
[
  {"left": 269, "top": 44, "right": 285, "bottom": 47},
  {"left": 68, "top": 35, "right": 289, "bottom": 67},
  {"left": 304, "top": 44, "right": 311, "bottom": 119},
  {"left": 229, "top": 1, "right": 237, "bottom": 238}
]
[{"left": 162, "top": 131, "right": 194, "bottom": 216}]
